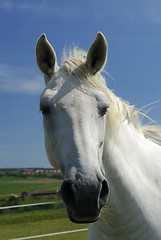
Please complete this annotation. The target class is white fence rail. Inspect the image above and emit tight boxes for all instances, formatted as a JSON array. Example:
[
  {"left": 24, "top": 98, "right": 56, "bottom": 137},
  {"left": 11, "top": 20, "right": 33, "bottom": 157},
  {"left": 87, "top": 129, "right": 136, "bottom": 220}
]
[
  {"left": 2, "top": 202, "right": 88, "bottom": 239},
  {"left": 9, "top": 229, "right": 88, "bottom": 240},
  {"left": 0, "top": 201, "right": 59, "bottom": 210}
]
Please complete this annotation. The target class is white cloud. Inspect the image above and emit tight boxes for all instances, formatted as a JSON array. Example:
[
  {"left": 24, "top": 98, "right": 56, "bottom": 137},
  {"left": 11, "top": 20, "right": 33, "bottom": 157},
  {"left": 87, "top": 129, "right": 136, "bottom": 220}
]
[
  {"left": 0, "top": 63, "right": 45, "bottom": 94},
  {"left": 0, "top": 1, "right": 76, "bottom": 18},
  {"left": 0, "top": 1, "right": 13, "bottom": 11},
  {"left": 0, "top": 1, "right": 44, "bottom": 12},
  {"left": 128, "top": 1, "right": 161, "bottom": 24},
  {"left": 143, "top": 5, "right": 161, "bottom": 24}
]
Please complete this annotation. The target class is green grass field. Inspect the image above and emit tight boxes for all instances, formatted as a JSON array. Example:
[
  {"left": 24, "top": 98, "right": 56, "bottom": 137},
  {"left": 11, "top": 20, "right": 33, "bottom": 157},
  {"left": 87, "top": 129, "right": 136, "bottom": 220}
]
[
  {"left": 0, "top": 208, "right": 88, "bottom": 240},
  {"left": 0, "top": 176, "right": 62, "bottom": 198},
  {"left": 0, "top": 176, "right": 88, "bottom": 240}
]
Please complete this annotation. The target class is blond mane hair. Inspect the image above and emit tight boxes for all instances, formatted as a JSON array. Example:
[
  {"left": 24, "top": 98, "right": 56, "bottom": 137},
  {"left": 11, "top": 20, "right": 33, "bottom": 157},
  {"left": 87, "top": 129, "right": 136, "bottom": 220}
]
[{"left": 61, "top": 47, "right": 161, "bottom": 145}]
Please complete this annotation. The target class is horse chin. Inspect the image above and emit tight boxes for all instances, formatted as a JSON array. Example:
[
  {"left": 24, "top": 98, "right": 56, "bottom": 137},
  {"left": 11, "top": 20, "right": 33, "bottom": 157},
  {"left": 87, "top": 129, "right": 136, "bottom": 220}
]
[
  {"left": 66, "top": 208, "right": 100, "bottom": 224},
  {"left": 70, "top": 218, "right": 98, "bottom": 224}
]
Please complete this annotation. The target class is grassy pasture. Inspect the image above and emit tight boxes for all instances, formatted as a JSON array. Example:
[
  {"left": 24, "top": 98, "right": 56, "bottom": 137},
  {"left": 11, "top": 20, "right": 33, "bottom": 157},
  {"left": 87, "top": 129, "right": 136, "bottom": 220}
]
[
  {"left": 0, "top": 176, "right": 62, "bottom": 198},
  {"left": 0, "top": 176, "right": 88, "bottom": 239},
  {"left": 0, "top": 208, "right": 88, "bottom": 240}
]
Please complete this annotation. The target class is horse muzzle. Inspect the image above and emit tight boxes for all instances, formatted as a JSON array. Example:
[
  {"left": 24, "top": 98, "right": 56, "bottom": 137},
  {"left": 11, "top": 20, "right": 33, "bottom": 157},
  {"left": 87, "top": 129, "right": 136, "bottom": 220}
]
[{"left": 61, "top": 177, "right": 109, "bottom": 223}]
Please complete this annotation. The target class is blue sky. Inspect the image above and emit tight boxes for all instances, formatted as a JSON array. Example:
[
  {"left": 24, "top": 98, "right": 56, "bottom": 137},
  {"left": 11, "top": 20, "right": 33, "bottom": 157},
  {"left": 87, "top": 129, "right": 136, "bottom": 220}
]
[{"left": 1, "top": 0, "right": 161, "bottom": 168}]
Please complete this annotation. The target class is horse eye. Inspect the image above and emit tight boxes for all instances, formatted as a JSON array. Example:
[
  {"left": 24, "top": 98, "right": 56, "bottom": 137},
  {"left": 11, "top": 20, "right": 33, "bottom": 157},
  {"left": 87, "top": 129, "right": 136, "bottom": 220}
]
[
  {"left": 100, "top": 106, "right": 108, "bottom": 116},
  {"left": 40, "top": 105, "right": 51, "bottom": 115}
]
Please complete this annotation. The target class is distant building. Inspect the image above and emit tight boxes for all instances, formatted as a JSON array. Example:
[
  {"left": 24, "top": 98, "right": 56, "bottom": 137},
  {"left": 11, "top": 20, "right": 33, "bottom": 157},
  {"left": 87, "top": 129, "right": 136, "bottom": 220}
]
[
  {"left": 22, "top": 189, "right": 60, "bottom": 197},
  {"left": 21, "top": 169, "right": 61, "bottom": 175}
]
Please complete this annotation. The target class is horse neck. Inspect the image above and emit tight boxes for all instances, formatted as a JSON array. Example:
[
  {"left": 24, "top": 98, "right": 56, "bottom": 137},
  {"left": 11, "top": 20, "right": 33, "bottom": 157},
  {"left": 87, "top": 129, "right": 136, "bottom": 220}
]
[
  {"left": 101, "top": 119, "right": 161, "bottom": 237},
  {"left": 103, "top": 119, "right": 146, "bottom": 206},
  {"left": 103, "top": 119, "right": 146, "bottom": 172},
  {"left": 103, "top": 118, "right": 161, "bottom": 189}
]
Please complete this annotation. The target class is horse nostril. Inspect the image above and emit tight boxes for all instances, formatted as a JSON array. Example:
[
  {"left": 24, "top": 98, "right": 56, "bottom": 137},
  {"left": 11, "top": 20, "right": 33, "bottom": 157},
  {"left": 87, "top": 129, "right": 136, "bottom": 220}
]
[
  {"left": 61, "top": 180, "right": 75, "bottom": 207},
  {"left": 61, "top": 177, "right": 109, "bottom": 222},
  {"left": 99, "top": 179, "right": 109, "bottom": 208}
]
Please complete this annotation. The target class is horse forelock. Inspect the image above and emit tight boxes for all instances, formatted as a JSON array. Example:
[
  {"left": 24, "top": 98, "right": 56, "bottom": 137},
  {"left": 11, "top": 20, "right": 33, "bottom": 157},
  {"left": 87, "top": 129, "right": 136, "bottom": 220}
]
[{"left": 60, "top": 47, "right": 161, "bottom": 145}]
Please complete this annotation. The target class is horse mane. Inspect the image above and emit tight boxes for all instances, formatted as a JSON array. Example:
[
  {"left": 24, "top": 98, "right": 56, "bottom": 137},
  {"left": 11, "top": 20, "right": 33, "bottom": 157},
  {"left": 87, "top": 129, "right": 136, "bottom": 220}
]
[{"left": 61, "top": 47, "right": 161, "bottom": 145}]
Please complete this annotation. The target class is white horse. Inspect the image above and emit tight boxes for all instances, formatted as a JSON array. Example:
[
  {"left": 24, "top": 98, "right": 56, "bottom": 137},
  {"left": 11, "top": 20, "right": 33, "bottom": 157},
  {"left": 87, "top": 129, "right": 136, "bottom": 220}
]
[{"left": 36, "top": 32, "right": 161, "bottom": 239}]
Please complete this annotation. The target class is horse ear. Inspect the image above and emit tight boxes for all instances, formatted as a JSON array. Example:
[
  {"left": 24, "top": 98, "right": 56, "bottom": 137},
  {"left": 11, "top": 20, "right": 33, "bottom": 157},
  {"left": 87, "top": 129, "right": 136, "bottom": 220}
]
[
  {"left": 86, "top": 32, "right": 107, "bottom": 75},
  {"left": 36, "top": 34, "right": 58, "bottom": 78}
]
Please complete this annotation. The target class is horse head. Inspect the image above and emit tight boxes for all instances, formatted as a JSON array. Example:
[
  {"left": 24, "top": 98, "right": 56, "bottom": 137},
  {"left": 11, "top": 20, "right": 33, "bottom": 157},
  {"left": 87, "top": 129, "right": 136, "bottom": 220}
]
[{"left": 36, "top": 32, "right": 109, "bottom": 223}]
